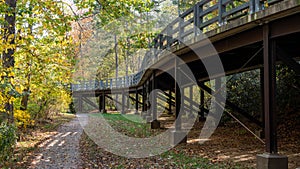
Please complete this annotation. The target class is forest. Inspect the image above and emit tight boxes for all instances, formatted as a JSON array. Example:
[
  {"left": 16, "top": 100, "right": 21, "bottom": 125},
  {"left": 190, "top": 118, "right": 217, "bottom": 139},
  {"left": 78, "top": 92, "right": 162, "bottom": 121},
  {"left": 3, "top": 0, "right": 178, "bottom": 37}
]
[{"left": 0, "top": 0, "right": 299, "bottom": 168}]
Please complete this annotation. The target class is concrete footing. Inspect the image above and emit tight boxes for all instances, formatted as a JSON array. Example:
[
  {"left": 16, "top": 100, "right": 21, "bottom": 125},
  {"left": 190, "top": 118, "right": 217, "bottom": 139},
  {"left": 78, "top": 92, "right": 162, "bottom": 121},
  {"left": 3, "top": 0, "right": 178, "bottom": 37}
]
[
  {"left": 145, "top": 116, "right": 152, "bottom": 122},
  {"left": 141, "top": 111, "right": 148, "bottom": 119},
  {"left": 257, "top": 153, "right": 288, "bottom": 169},
  {"left": 134, "top": 110, "right": 139, "bottom": 115},
  {"left": 151, "top": 120, "right": 160, "bottom": 129},
  {"left": 199, "top": 116, "right": 206, "bottom": 122},
  {"left": 170, "top": 130, "right": 187, "bottom": 146},
  {"left": 255, "top": 130, "right": 265, "bottom": 139}
]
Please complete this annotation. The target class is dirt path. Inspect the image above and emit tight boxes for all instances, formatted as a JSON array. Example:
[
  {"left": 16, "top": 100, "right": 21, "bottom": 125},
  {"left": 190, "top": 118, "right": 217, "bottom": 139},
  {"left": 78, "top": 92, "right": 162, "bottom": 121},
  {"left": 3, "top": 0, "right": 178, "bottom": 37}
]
[{"left": 29, "top": 117, "right": 83, "bottom": 169}]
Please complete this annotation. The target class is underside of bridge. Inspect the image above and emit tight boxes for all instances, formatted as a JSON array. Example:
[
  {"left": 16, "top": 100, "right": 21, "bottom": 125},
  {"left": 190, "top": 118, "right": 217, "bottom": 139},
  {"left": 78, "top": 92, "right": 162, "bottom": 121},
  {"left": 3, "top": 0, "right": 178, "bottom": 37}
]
[{"left": 72, "top": 0, "right": 300, "bottom": 168}]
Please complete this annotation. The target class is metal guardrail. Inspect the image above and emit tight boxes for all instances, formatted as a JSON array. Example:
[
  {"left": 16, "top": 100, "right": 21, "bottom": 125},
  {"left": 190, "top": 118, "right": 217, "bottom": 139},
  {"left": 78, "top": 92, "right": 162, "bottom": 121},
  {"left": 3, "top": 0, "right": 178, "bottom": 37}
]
[
  {"left": 72, "top": 0, "right": 282, "bottom": 92},
  {"left": 71, "top": 70, "right": 145, "bottom": 91}
]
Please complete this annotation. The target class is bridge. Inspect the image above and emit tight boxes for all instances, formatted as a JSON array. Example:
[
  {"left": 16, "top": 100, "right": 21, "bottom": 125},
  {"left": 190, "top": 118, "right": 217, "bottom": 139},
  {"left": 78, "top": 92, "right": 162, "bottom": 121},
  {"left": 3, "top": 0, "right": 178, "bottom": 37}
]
[{"left": 71, "top": 0, "right": 300, "bottom": 168}]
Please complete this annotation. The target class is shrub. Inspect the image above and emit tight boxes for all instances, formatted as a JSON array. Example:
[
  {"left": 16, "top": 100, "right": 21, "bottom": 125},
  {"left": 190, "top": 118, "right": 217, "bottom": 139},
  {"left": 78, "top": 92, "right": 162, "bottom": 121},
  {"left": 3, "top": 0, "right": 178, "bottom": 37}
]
[
  {"left": 14, "top": 110, "right": 35, "bottom": 129},
  {"left": 0, "top": 122, "right": 17, "bottom": 163}
]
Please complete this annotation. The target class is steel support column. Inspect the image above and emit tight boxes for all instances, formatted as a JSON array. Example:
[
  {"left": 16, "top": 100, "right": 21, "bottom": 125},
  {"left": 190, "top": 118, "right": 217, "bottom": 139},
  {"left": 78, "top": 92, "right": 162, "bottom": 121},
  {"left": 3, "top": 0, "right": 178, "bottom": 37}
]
[
  {"left": 126, "top": 93, "right": 130, "bottom": 112},
  {"left": 147, "top": 80, "right": 152, "bottom": 115},
  {"left": 152, "top": 72, "right": 157, "bottom": 120},
  {"left": 260, "top": 67, "right": 265, "bottom": 138},
  {"left": 102, "top": 93, "right": 106, "bottom": 113},
  {"left": 78, "top": 96, "right": 83, "bottom": 113},
  {"left": 199, "top": 83, "right": 205, "bottom": 121},
  {"left": 142, "top": 84, "right": 146, "bottom": 112},
  {"left": 151, "top": 71, "right": 160, "bottom": 129},
  {"left": 135, "top": 88, "right": 139, "bottom": 114},
  {"left": 263, "top": 25, "right": 277, "bottom": 154},
  {"left": 215, "top": 78, "right": 222, "bottom": 123},
  {"left": 175, "top": 64, "right": 182, "bottom": 131},
  {"left": 170, "top": 57, "right": 187, "bottom": 145},
  {"left": 168, "top": 89, "right": 172, "bottom": 114},
  {"left": 257, "top": 24, "right": 287, "bottom": 169},
  {"left": 188, "top": 86, "right": 195, "bottom": 118},
  {"left": 99, "top": 95, "right": 103, "bottom": 111},
  {"left": 121, "top": 90, "right": 125, "bottom": 114}
]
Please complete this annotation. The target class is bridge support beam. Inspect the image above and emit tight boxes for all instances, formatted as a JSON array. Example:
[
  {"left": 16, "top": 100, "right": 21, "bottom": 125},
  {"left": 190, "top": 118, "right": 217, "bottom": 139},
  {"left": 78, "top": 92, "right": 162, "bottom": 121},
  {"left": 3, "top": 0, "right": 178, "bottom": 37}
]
[
  {"left": 145, "top": 80, "right": 152, "bottom": 121},
  {"left": 168, "top": 90, "right": 173, "bottom": 115},
  {"left": 121, "top": 91, "right": 125, "bottom": 114},
  {"left": 259, "top": 68, "right": 265, "bottom": 139},
  {"left": 99, "top": 94, "right": 106, "bottom": 113},
  {"left": 257, "top": 24, "right": 287, "bottom": 169},
  {"left": 135, "top": 88, "right": 139, "bottom": 115},
  {"left": 151, "top": 72, "right": 160, "bottom": 129},
  {"left": 142, "top": 84, "right": 146, "bottom": 115},
  {"left": 102, "top": 94, "right": 106, "bottom": 113},
  {"left": 199, "top": 83, "right": 206, "bottom": 121},
  {"left": 78, "top": 96, "right": 83, "bottom": 113},
  {"left": 188, "top": 86, "right": 195, "bottom": 119},
  {"left": 170, "top": 59, "right": 187, "bottom": 146}
]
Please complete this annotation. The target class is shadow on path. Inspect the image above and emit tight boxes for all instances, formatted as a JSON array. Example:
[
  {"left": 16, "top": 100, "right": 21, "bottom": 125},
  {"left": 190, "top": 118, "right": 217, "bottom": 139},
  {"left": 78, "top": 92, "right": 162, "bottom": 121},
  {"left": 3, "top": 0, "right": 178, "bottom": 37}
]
[{"left": 29, "top": 117, "right": 83, "bottom": 169}]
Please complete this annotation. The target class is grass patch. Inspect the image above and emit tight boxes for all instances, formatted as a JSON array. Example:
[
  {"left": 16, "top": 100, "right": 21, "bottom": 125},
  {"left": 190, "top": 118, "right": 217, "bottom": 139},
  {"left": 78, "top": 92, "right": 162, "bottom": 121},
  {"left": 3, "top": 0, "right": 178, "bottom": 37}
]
[
  {"left": 90, "top": 113, "right": 156, "bottom": 137},
  {"left": 42, "top": 113, "right": 75, "bottom": 130}
]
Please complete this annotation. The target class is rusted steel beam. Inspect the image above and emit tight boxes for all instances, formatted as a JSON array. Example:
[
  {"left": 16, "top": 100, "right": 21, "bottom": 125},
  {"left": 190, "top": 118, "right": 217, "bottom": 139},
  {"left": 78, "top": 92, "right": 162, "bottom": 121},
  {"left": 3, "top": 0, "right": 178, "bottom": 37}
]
[
  {"left": 102, "top": 94, "right": 106, "bottom": 111},
  {"left": 169, "top": 90, "right": 173, "bottom": 114},
  {"left": 152, "top": 72, "right": 158, "bottom": 120},
  {"left": 135, "top": 88, "right": 139, "bottom": 113},
  {"left": 129, "top": 95, "right": 142, "bottom": 105},
  {"left": 198, "top": 82, "right": 263, "bottom": 127},
  {"left": 142, "top": 84, "right": 146, "bottom": 112},
  {"left": 82, "top": 97, "right": 99, "bottom": 110},
  {"left": 175, "top": 58, "right": 182, "bottom": 130},
  {"left": 277, "top": 47, "right": 300, "bottom": 75},
  {"left": 106, "top": 95, "right": 129, "bottom": 109},
  {"left": 78, "top": 96, "right": 83, "bottom": 113},
  {"left": 270, "top": 13, "right": 300, "bottom": 39},
  {"left": 260, "top": 68, "right": 265, "bottom": 138},
  {"left": 263, "top": 24, "right": 278, "bottom": 154},
  {"left": 200, "top": 82, "right": 205, "bottom": 120},
  {"left": 99, "top": 95, "right": 103, "bottom": 111},
  {"left": 121, "top": 90, "right": 125, "bottom": 114}
]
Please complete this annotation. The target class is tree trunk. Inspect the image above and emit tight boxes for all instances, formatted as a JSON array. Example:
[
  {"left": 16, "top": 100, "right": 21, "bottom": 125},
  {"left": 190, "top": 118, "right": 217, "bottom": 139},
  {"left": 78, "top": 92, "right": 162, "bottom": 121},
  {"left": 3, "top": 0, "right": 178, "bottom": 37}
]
[
  {"left": 114, "top": 34, "right": 118, "bottom": 79},
  {"left": 2, "top": 0, "right": 16, "bottom": 123},
  {"left": 20, "top": 4, "right": 33, "bottom": 111}
]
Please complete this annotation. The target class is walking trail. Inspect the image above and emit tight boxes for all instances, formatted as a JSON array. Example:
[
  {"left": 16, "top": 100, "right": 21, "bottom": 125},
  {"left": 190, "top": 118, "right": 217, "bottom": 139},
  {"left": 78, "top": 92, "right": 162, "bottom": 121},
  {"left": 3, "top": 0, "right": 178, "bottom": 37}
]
[{"left": 29, "top": 117, "right": 83, "bottom": 169}]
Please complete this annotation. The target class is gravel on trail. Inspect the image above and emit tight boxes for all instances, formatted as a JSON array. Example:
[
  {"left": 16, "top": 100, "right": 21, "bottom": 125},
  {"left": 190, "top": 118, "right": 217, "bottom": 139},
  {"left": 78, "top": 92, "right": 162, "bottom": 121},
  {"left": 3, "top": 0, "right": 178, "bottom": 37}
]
[{"left": 29, "top": 117, "right": 83, "bottom": 169}]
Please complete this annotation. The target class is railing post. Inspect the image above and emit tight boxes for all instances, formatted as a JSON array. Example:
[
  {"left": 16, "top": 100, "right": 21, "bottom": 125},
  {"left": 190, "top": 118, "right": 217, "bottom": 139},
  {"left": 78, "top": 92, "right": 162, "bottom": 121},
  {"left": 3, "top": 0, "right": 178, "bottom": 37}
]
[
  {"left": 90, "top": 80, "right": 93, "bottom": 90},
  {"left": 159, "top": 34, "right": 163, "bottom": 50},
  {"left": 100, "top": 80, "right": 103, "bottom": 89},
  {"left": 179, "top": 17, "right": 184, "bottom": 43},
  {"left": 82, "top": 81, "right": 85, "bottom": 90},
  {"left": 249, "top": 0, "right": 255, "bottom": 14},
  {"left": 95, "top": 80, "right": 98, "bottom": 89},
  {"left": 194, "top": 4, "right": 200, "bottom": 36},
  {"left": 85, "top": 80, "right": 88, "bottom": 90},
  {"left": 167, "top": 25, "right": 172, "bottom": 49},
  {"left": 124, "top": 76, "right": 126, "bottom": 87},
  {"left": 110, "top": 79, "right": 112, "bottom": 89},
  {"left": 199, "top": 4, "right": 203, "bottom": 31},
  {"left": 255, "top": 0, "right": 262, "bottom": 12},
  {"left": 218, "top": 0, "right": 225, "bottom": 25}
]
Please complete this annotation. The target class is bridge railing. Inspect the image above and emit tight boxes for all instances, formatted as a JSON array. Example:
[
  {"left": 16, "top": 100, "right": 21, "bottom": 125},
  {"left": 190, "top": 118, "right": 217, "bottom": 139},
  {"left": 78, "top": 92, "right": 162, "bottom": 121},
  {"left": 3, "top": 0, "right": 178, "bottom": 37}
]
[
  {"left": 72, "top": 0, "right": 282, "bottom": 92},
  {"left": 71, "top": 70, "right": 145, "bottom": 91}
]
